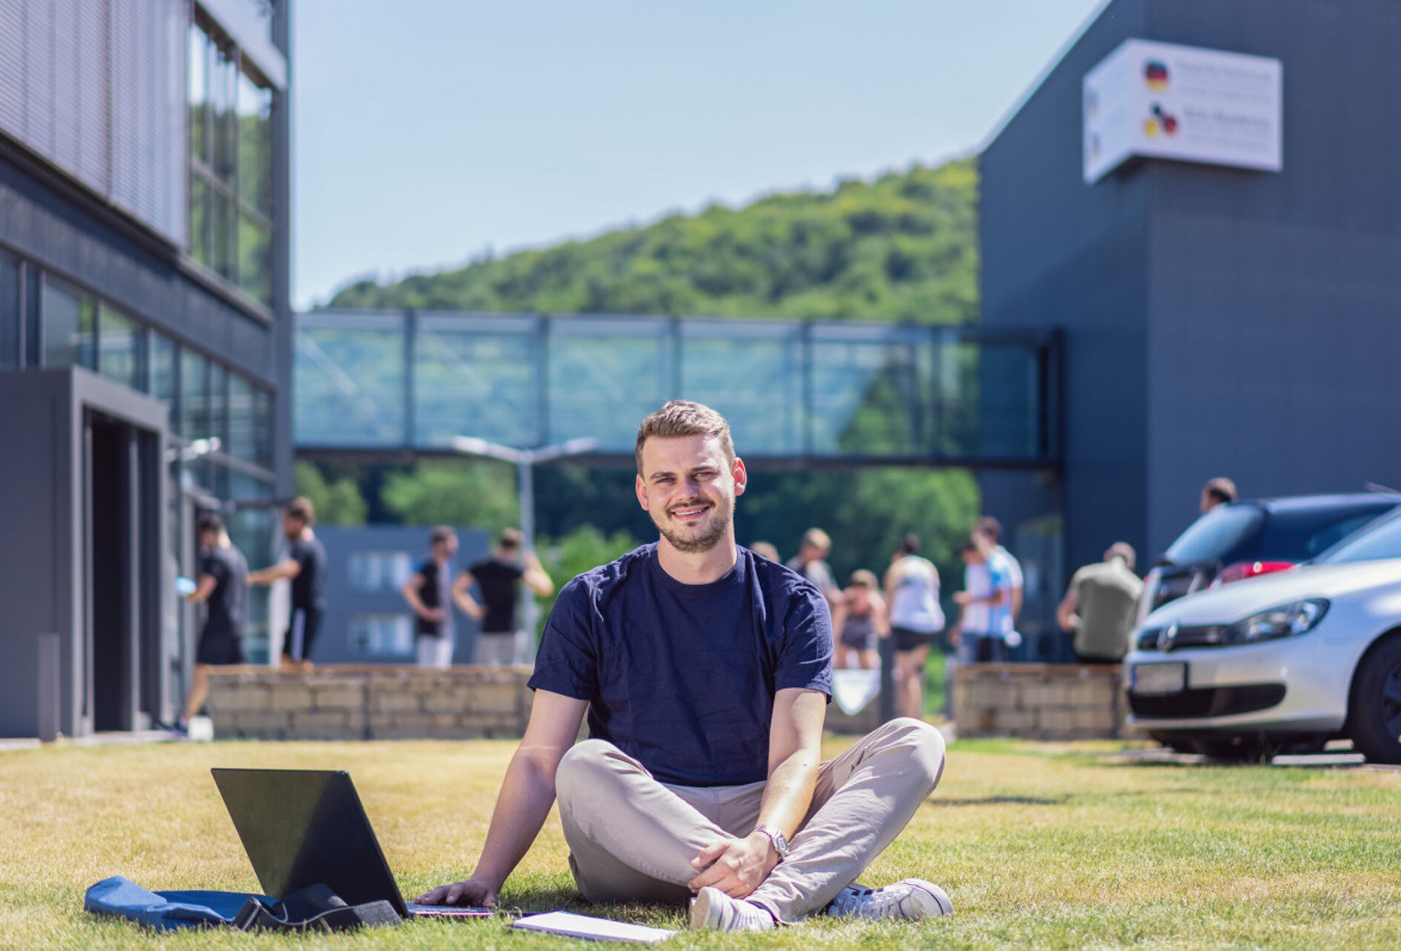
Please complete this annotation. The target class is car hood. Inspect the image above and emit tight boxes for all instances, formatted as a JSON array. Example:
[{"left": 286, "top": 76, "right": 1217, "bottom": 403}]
[{"left": 1142, "top": 558, "right": 1401, "bottom": 626}]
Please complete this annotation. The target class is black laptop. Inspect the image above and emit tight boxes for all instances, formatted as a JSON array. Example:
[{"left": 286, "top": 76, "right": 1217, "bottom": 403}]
[{"left": 211, "top": 768, "right": 489, "bottom": 919}]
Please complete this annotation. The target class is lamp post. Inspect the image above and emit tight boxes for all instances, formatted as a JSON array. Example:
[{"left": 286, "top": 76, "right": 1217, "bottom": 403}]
[
  {"left": 449, "top": 435, "right": 598, "bottom": 552},
  {"left": 450, "top": 435, "right": 598, "bottom": 659}
]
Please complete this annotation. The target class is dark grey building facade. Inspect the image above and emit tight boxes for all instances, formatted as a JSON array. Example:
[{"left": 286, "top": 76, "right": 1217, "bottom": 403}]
[
  {"left": 312, "top": 525, "right": 491, "bottom": 666},
  {"left": 0, "top": 0, "right": 293, "bottom": 737},
  {"left": 981, "top": 0, "right": 1401, "bottom": 587}
]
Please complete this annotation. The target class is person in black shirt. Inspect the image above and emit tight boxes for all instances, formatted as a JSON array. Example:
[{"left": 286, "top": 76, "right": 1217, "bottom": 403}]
[
  {"left": 452, "top": 527, "right": 553, "bottom": 666},
  {"left": 248, "top": 497, "right": 327, "bottom": 672},
  {"left": 178, "top": 513, "right": 248, "bottom": 729},
  {"left": 402, "top": 526, "right": 459, "bottom": 669}
]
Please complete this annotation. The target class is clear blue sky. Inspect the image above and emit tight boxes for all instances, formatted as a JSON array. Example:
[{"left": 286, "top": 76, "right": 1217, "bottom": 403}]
[{"left": 292, "top": 0, "right": 1107, "bottom": 309}]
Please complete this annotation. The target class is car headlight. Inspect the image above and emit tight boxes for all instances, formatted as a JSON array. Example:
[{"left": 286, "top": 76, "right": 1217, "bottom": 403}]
[{"left": 1226, "top": 599, "right": 1329, "bottom": 644}]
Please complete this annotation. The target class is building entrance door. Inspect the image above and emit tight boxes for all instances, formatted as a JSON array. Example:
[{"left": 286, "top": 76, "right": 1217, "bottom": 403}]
[{"left": 85, "top": 411, "right": 161, "bottom": 732}]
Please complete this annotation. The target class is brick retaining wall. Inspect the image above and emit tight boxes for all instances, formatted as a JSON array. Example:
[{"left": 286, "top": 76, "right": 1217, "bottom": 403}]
[
  {"left": 207, "top": 666, "right": 534, "bottom": 741},
  {"left": 953, "top": 663, "right": 1124, "bottom": 740}
]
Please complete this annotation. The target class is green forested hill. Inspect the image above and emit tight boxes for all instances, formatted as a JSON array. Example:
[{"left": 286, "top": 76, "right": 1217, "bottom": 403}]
[{"left": 328, "top": 158, "right": 977, "bottom": 324}]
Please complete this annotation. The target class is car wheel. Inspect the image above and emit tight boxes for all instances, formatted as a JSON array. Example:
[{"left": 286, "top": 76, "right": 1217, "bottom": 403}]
[
  {"left": 1191, "top": 736, "right": 1277, "bottom": 762},
  {"left": 1347, "top": 637, "right": 1401, "bottom": 765}
]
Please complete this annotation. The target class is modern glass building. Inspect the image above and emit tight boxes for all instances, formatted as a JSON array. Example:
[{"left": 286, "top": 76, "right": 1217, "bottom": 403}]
[{"left": 0, "top": 0, "right": 293, "bottom": 738}]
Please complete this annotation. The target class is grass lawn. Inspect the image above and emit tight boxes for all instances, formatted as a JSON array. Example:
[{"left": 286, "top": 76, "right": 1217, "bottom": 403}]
[{"left": 3, "top": 734, "right": 1400, "bottom": 949}]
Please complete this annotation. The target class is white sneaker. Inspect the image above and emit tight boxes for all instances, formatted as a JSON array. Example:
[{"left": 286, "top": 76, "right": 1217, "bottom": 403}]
[
  {"left": 689, "top": 886, "right": 777, "bottom": 932},
  {"left": 827, "top": 879, "right": 953, "bottom": 920}
]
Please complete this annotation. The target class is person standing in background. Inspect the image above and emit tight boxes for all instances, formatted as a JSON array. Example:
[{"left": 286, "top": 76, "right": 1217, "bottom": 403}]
[
  {"left": 247, "top": 497, "right": 326, "bottom": 673},
  {"left": 884, "top": 534, "right": 945, "bottom": 720},
  {"left": 786, "top": 528, "right": 842, "bottom": 611},
  {"left": 454, "top": 528, "right": 554, "bottom": 666},
  {"left": 951, "top": 533, "right": 1013, "bottom": 663},
  {"left": 1200, "top": 477, "right": 1238, "bottom": 515},
  {"left": 176, "top": 513, "right": 248, "bottom": 731},
  {"left": 1057, "top": 542, "right": 1144, "bottom": 664},
  {"left": 749, "top": 541, "right": 781, "bottom": 563},
  {"left": 402, "top": 526, "right": 459, "bottom": 669},
  {"left": 831, "top": 569, "right": 888, "bottom": 670},
  {"left": 974, "top": 517, "right": 1023, "bottom": 628}
]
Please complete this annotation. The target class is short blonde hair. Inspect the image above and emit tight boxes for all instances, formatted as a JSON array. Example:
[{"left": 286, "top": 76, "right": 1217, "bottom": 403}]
[{"left": 635, "top": 400, "right": 734, "bottom": 474}]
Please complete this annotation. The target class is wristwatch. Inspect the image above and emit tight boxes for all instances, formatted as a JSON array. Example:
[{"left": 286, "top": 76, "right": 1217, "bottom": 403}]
[{"left": 752, "top": 824, "right": 790, "bottom": 860}]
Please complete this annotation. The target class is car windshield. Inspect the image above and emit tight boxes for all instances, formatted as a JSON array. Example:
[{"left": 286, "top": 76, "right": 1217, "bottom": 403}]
[
  {"left": 1163, "top": 505, "right": 1264, "bottom": 565},
  {"left": 1315, "top": 509, "right": 1401, "bottom": 564}
]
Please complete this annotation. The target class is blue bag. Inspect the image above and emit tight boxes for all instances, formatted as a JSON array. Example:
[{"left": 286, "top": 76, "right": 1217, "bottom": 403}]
[
  {"left": 85, "top": 876, "right": 274, "bottom": 931},
  {"left": 85, "top": 876, "right": 401, "bottom": 932}
]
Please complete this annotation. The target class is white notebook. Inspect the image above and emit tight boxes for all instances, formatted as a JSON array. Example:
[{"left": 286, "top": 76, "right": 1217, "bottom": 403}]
[{"left": 512, "top": 911, "right": 676, "bottom": 943}]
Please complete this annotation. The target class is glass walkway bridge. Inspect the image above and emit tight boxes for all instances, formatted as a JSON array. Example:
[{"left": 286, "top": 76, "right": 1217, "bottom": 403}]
[{"left": 295, "top": 310, "right": 1061, "bottom": 470}]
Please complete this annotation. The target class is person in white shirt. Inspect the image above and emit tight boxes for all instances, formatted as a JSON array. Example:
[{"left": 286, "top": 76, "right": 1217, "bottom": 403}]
[{"left": 882, "top": 534, "right": 945, "bottom": 720}]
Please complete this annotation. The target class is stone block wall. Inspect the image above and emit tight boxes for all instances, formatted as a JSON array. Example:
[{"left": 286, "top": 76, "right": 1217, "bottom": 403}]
[
  {"left": 953, "top": 663, "right": 1124, "bottom": 740},
  {"left": 206, "top": 666, "right": 534, "bottom": 741}
]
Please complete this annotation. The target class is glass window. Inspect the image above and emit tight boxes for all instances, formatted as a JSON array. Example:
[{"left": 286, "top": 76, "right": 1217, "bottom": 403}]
[
  {"left": 212, "top": 190, "right": 234, "bottom": 281},
  {"left": 230, "top": 473, "right": 276, "bottom": 664},
  {"left": 148, "top": 331, "right": 176, "bottom": 408},
  {"left": 209, "top": 362, "right": 229, "bottom": 450},
  {"left": 42, "top": 279, "right": 95, "bottom": 370},
  {"left": 211, "top": 46, "right": 237, "bottom": 187},
  {"left": 348, "top": 614, "right": 415, "bottom": 657},
  {"left": 180, "top": 349, "right": 209, "bottom": 440},
  {"left": 98, "top": 305, "right": 144, "bottom": 390},
  {"left": 237, "top": 71, "right": 272, "bottom": 216},
  {"left": 1317, "top": 510, "right": 1401, "bottom": 564},
  {"left": 229, "top": 373, "right": 255, "bottom": 462},
  {"left": 347, "top": 551, "right": 413, "bottom": 592},
  {"left": 0, "top": 253, "right": 17, "bottom": 368},
  {"left": 190, "top": 177, "right": 211, "bottom": 267},
  {"left": 188, "top": 23, "right": 209, "bottom": 168},
  {"left": 237, "top": 211, "right": 271, "bottom": 303},
  {"left": 254, "top": 387, "right": 274, "bottom": 468},
  {"left": 1163, "top": 505, "right": 1266, "bottom": 566}
]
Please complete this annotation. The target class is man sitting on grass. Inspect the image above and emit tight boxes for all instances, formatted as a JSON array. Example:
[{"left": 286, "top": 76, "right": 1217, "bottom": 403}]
[{"left": 419, "top": 400, "right": 951, "bottom": 932}]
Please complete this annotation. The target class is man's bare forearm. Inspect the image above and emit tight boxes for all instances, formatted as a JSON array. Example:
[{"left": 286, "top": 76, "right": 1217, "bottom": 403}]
[
  {"left": 754, "top": 749, "right": 819, "bottom": 841},
  {"left": 469, "top": 747, "right": 564, "bottom": 889}
]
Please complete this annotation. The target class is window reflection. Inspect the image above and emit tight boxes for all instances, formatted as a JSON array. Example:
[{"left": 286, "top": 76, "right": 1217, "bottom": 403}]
[
  {"left": 187, "top": 19, "right": 275, "bottom": 307},
  {"left": 229, "top": 373, "right": 255, "bottom": 462},
  {"left": 209, "top": 362, "right": 229, "bottom": 449},
  {"left": 237, "top": 71, "right": 272, "bottom": 216},
  {"left": 180, "top": 348, "right": 209, "bottom": 440},
  {"left": 148, "top": 332, "right": 176, "bottom": 409},
  {"left": 98, "top": 305, "right": 145, "bottom": 390},
  {"left": 42, "top": 279, "right": 96, "bottom": 370}
]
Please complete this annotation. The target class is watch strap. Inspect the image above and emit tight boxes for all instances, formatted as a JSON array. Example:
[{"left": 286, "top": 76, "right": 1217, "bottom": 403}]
[{"left": 752, "top": 823, "right": 789, "bottom": 859}]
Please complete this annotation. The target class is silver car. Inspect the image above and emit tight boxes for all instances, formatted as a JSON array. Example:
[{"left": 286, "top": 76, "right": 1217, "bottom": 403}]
[{"left": 1123, "top": 509, "right": 1401, "bottom": 762}]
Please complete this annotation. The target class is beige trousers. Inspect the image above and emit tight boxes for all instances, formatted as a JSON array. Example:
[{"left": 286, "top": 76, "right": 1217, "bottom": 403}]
[{"left": 554, "top": 717, "right": 946, "bottom": 923}]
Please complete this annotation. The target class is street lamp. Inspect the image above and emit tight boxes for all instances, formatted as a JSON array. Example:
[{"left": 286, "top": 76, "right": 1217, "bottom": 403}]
[
  {"left": 450, "top": 435, "right": 598, "bottom": 661},
  {"left": 449, "top": 435, "right": 598, "bottom": 552}
]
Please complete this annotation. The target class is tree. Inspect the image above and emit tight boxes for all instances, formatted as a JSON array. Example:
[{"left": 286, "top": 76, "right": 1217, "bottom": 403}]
[
  {"left": 379, "top": 461, "right": 519, "bottom": 533},
  {"left": 534, "top": 525, "right": 641, "bottom": 634},
  {"left": 293, "top": 461, "right": 367, "bottom": 525}
]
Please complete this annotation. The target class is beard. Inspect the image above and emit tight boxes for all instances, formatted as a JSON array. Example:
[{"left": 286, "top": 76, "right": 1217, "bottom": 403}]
[{"left": 653, "top": 498, "right": 733, "bottom": 554}]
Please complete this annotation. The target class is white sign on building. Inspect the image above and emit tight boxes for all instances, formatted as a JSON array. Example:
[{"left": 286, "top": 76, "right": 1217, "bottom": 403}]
[{"left": 1083, "top": 39, "right": 1282, "bottom": 184}]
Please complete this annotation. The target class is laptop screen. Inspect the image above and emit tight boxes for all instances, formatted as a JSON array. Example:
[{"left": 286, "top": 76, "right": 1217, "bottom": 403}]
[{"left": 211, "top": 768, "right": 409, "bottom": 917}]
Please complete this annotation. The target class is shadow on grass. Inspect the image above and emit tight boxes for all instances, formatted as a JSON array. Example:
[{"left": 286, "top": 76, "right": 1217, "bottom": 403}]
[{"left": 929, "top": 794, "right": 1070, "bottom": 807}]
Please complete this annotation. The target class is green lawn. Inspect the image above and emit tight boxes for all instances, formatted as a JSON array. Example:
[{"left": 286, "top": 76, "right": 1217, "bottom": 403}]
[{"left": 3, "top": 735, "right": 1400, "bottom": 949}]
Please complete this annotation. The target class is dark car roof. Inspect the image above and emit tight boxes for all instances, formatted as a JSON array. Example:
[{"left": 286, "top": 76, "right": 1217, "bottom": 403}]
[
  {"left": 1245, "top": 492, "right": 1401, "bottom": 512},
  {"left": 1162, "top": 493, "right": 1401, "bottom": 568}
]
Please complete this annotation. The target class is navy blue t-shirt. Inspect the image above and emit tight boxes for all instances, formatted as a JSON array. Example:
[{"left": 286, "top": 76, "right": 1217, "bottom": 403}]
[{"left": 529, "top": 544, "right": 833, "bottom": 787}]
